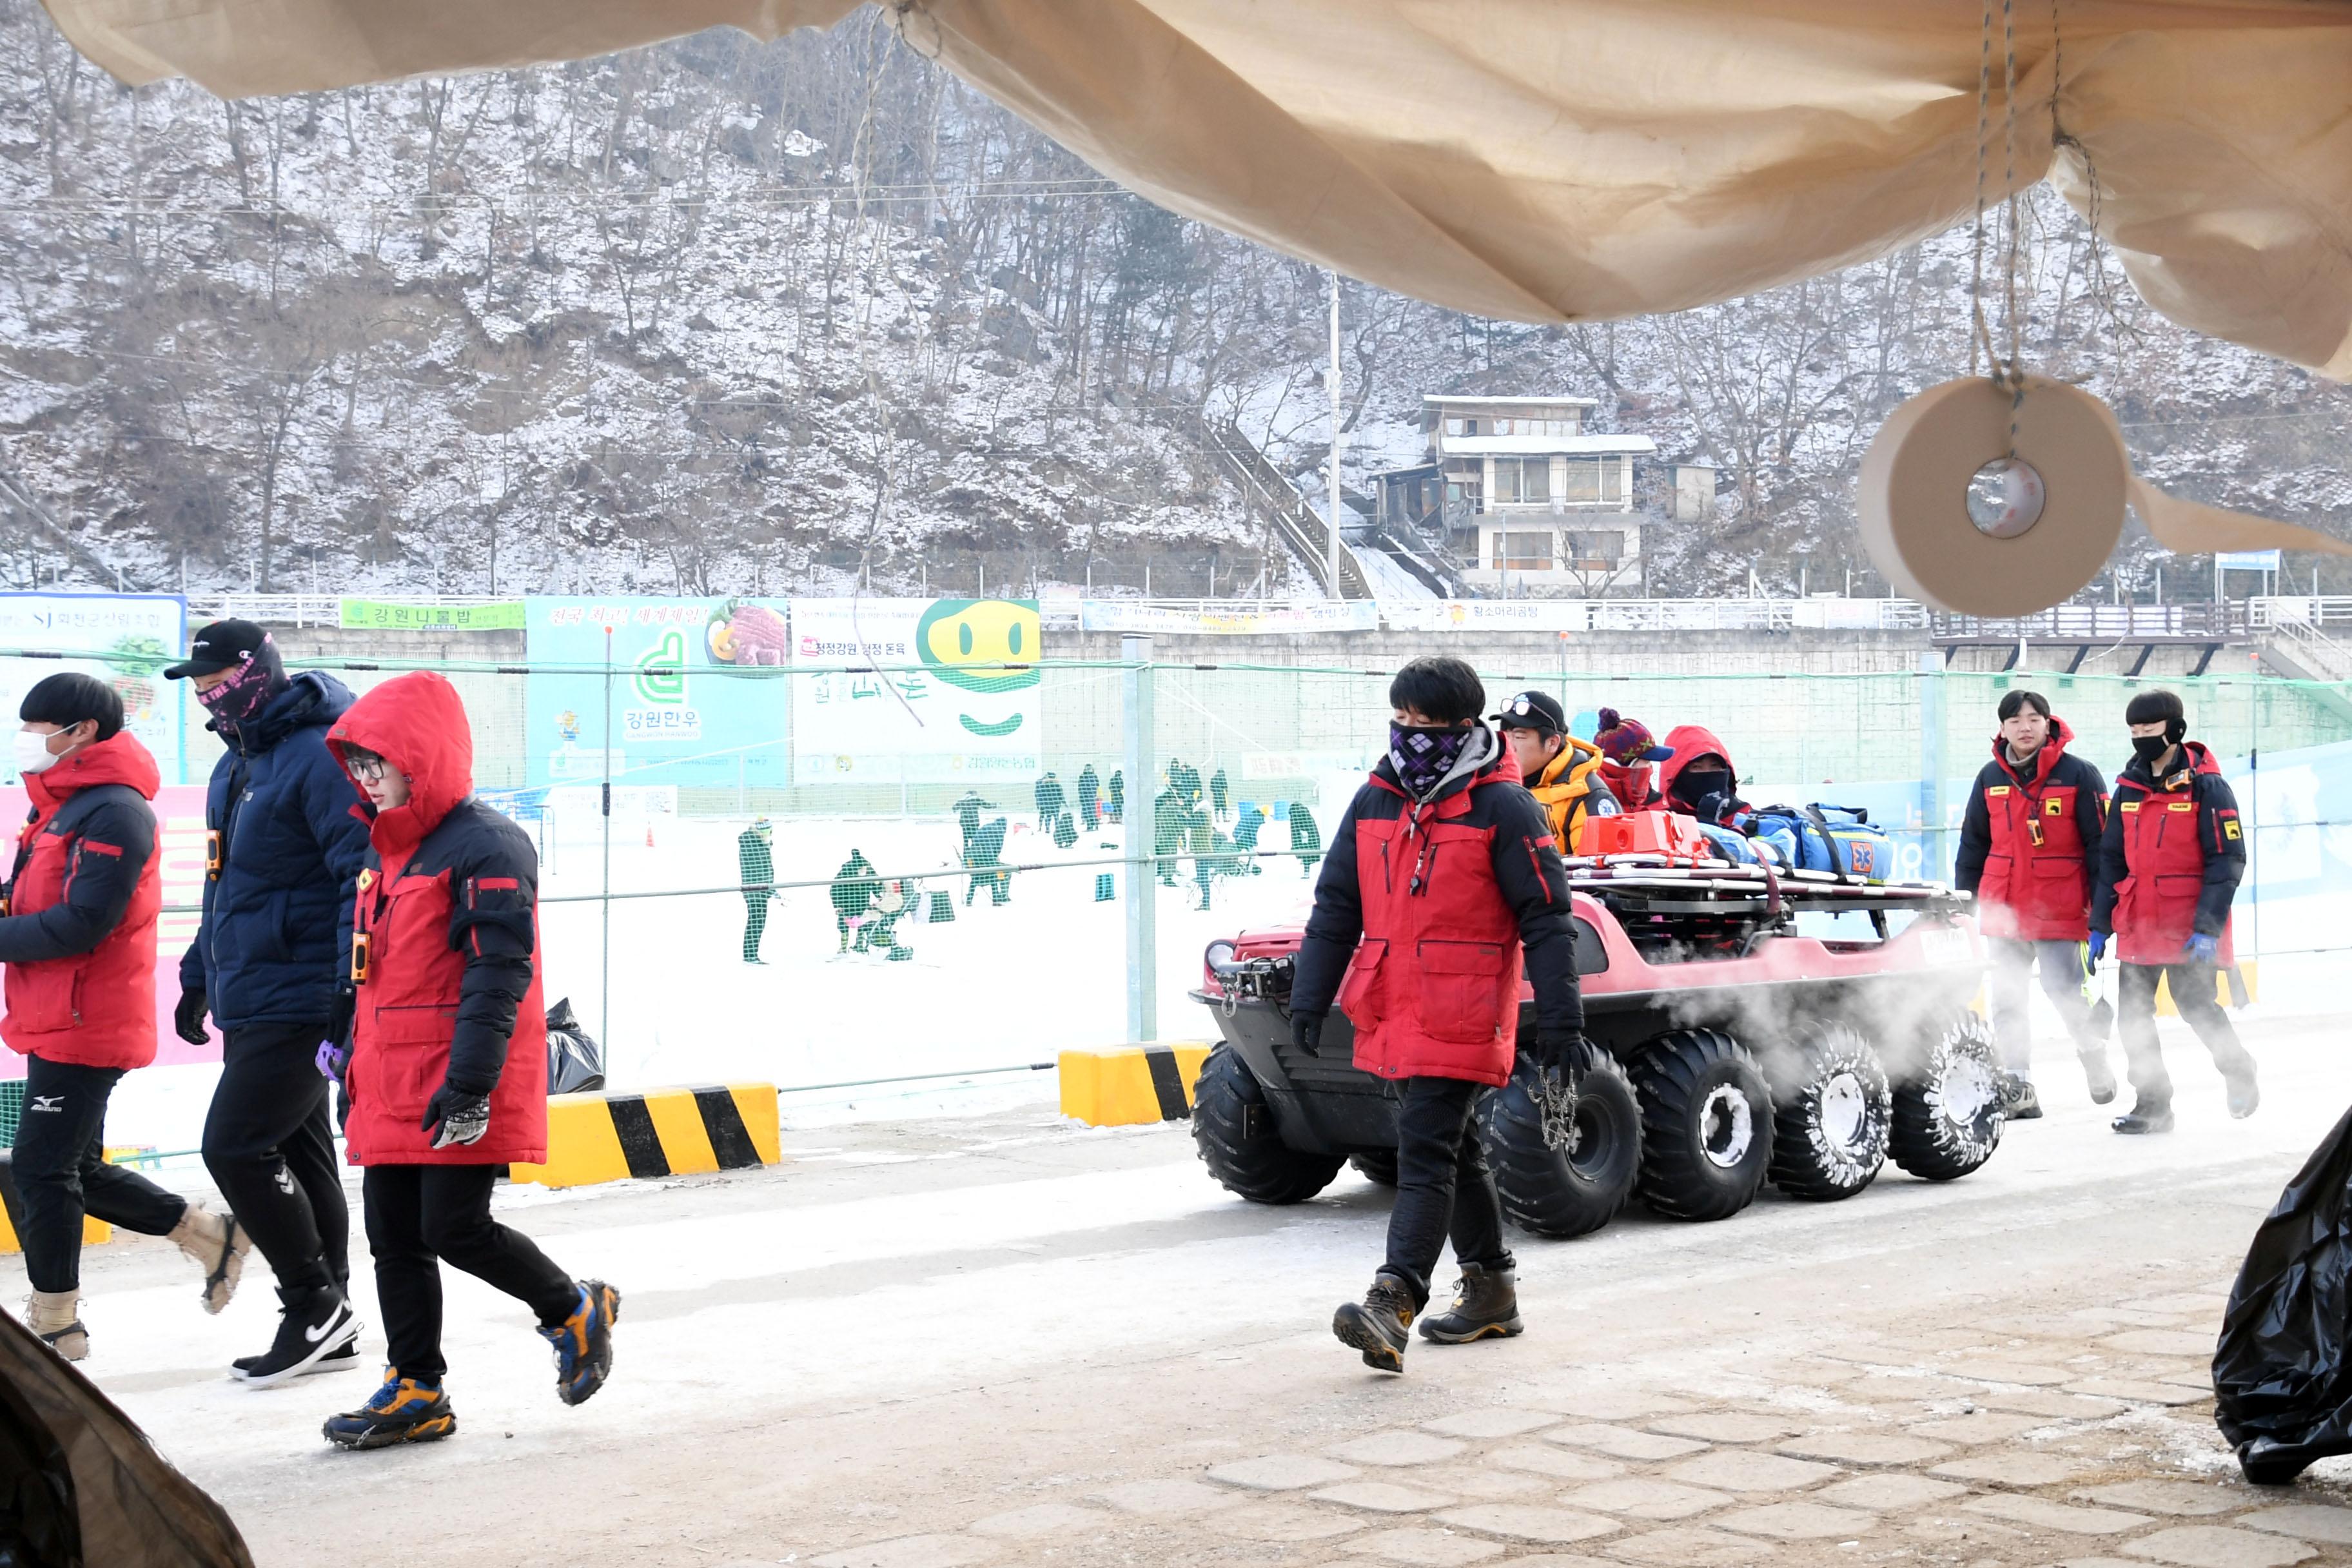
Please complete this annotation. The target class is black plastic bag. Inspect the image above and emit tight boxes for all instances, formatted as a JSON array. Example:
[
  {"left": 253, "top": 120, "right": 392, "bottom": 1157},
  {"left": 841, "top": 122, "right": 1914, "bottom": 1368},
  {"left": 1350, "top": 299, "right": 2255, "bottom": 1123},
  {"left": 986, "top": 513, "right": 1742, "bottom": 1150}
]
[
  {"left": 2214, "top": 1101, "right": 2352, "bottom": 1484},
  {"left": 545, "top": 997, "right": 607, "bottom": 1095}
]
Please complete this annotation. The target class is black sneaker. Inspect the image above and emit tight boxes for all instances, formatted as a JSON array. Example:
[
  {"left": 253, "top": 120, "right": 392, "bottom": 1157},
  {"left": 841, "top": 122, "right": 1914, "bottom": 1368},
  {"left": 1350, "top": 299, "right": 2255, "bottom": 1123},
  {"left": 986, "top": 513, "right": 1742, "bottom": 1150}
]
[
  {"left": 235, "top": 1286, "right": 360, "bottom": 1387},
  {"left": 2112, "top": 1105, "right": 2176, "bottom": 1135},
  {"left": 235, "top": 1336, "right": 361, "bottom": 1380},
  {"left": 1332, "top": 1273, "right": 1418, "bottom": 1374}
]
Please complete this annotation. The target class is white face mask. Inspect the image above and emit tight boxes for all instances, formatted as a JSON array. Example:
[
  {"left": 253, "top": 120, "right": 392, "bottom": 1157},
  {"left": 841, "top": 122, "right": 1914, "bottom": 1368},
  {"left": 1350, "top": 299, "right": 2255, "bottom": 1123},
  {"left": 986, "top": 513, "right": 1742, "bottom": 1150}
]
[{"left": 14, "top": 727, "right": 64, "bottom": 775}]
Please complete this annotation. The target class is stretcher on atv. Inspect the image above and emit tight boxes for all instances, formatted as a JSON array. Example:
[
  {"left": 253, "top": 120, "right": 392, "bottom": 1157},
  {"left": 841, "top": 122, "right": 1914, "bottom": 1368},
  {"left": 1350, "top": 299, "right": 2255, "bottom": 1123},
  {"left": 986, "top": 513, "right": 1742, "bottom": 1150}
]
[{"left": 1191, "top": 854, "right": 1999, "bottom": 1237}]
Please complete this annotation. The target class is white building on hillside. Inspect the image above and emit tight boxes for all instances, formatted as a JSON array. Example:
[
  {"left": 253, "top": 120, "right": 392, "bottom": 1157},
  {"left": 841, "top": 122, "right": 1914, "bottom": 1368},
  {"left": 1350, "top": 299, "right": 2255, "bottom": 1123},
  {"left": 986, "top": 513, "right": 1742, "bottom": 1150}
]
[{"left": 1371, "top": 395, "right": 1657, "bottom": 595}]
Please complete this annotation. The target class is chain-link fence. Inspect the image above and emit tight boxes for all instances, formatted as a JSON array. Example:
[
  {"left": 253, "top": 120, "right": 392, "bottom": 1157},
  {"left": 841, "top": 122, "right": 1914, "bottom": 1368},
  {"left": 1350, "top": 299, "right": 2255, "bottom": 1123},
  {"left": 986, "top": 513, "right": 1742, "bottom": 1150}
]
[{"left": 6, "top": 642, "right": 2352, "bottom": 1153}]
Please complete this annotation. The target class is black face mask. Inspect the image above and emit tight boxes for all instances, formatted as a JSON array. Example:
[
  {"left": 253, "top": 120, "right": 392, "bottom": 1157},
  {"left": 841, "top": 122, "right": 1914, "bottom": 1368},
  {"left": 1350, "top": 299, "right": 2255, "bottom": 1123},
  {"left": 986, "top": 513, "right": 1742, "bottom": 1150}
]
[
  {"left": 1673, "top": 767, "right": 1730, "bottom": 808},
  {"left": 2132, "top": 734, "right": 2173, "bottom": 766}
]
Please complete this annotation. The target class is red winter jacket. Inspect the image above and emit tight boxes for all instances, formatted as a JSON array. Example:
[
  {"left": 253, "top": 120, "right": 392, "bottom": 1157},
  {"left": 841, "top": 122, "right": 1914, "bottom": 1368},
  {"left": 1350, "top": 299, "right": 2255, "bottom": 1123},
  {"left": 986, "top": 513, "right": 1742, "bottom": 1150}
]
[
  {"left": 327, "top": 673, "right": 548, "bottom": 1166},
  {"left": 1952, "top": 721, "right": 2109, "bottom": 941},
  {"left": 1289, "top": 729, "right": 1582, "bottom": 1086},
  {"left": 2091, "top": 740, "right": 2243, "bottom": 967},
  {"left": 0, "top": 732, "right": 162, "bottom": 1070}
]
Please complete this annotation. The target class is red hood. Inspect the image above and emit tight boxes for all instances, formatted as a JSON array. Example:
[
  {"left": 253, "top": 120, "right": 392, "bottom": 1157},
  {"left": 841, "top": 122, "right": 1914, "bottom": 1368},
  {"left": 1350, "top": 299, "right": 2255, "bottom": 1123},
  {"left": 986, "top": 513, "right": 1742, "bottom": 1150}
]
[
  {"left": 1988, "top": 716, "right": 2075, "bottom": 785},
  {"left": 26, "top": 730, "right": 161, "bottom": 819},
  {"left": 327, "top": 672, "right": 473, "bottom": 859},
  {"left": 1660, "top": 724, "right": 1733, "bottom": 799}
]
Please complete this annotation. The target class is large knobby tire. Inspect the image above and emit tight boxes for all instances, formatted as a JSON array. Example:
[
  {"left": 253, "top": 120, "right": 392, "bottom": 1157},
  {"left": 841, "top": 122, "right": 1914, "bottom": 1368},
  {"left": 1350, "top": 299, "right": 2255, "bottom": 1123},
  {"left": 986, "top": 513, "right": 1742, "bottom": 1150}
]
[
  {"left": 1478, "top": 1052, "right": 1645, "bottom": 1240},
  {"left": 1890, "top": 1012, "right": 2004, "bottom": 1182},
  {"left": 1765, "top": 1021, "right": 1892, "bottom": 1202},
  {"left": 1631, "top": 1030, "right": 1775, "bottom": 1222},
  {"left": 1190, "top": 1044, "right": 1346, "bottom": 1204},
  {"left": 1350, "top": 1151, "right": 1400, "bottom": 1186}
]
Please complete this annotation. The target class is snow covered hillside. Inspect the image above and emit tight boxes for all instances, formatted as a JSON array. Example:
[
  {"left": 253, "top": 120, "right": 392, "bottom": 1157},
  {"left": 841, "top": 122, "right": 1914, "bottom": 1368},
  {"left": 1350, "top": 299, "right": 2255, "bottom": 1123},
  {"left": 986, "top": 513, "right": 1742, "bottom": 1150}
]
[{"left": 0, "top": 1, "right": 2344, "bottom": 600}]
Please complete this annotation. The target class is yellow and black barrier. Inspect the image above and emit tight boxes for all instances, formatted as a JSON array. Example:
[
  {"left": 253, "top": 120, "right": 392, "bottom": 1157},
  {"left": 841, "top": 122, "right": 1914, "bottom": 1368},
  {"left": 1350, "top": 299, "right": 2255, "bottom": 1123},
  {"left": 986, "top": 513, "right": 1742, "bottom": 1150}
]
[
  {"left": 1059, "top": 1043, "right": 1212, "bottom": 1128},
  {"left": 511, "top": 1083, "right": 781, "bottom": 1190}
]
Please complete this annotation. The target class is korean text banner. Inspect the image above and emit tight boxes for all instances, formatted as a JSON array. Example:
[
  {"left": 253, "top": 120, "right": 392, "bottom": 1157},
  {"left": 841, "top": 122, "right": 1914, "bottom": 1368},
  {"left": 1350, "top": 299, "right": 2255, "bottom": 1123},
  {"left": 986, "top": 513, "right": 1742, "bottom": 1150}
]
[
  {"left": 523, "top": 597, "right": 791, "bottom": 790},
  {"left": 0, "top": 593, "right": 186, "bottom": 787},
  {"left": 789, "top": 598, "right": 1042, "bottom": 785}
]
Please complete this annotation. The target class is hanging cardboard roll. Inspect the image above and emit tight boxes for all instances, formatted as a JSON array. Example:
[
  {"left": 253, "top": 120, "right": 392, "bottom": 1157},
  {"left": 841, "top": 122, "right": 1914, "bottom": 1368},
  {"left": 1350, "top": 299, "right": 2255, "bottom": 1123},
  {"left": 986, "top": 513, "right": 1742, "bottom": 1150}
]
[
  {"left": 1862, "top": 375, "right": 2352, "bottom": 616},
  {"left": 1858, "top": 376, "right": 2126, "bottom": 617}
]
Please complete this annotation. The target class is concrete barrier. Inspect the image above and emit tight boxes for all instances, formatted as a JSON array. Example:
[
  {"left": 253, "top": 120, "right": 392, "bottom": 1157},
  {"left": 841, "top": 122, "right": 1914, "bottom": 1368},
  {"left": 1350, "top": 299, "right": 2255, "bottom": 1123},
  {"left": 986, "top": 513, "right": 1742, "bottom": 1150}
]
[
  {"left": 1059, "top": 1043, "right": 1212, "bottom": 1127},
  {"left": 510, "top": 1084, "right": 781, "bottom": 1189}
]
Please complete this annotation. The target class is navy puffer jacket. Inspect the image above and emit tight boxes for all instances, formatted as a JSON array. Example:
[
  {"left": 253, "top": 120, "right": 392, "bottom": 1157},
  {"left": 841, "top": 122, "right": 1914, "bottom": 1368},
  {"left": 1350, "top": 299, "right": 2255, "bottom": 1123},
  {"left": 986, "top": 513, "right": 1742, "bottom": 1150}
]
[{"left": 180, "top": 672, "right": 375, "bottom": 1030}]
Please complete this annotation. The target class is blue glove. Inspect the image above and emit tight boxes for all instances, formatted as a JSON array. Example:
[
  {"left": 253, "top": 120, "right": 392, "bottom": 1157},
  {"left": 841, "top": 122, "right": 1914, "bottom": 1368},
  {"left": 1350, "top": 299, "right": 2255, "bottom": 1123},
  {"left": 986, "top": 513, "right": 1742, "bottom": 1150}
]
[
  {"left": 2184, "top": 932, "right": 2220, "bottom": 965},
  {"left": 2086, "top": 931, "right": 2107, "bottom": 967}
]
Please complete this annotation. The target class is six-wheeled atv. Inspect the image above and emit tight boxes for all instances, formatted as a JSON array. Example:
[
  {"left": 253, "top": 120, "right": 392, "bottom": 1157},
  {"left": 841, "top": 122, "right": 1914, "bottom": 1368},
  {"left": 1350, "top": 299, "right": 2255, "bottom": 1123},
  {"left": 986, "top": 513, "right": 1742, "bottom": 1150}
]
[{"left": 1192, "top": 859, "right": 1999, "bottom": 1237}]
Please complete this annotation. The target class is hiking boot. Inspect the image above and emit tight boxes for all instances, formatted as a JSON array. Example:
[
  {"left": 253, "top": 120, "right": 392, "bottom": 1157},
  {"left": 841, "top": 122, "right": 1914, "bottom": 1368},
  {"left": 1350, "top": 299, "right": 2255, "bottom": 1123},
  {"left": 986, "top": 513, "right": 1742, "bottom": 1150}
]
[
  {"left": 2112, "top": 1104, "right": 2176, "bottom": 1135},
  {"left": 2226, "top": 1061, "right": 2261, "bottom": 1121},
  {"left": 26, "top": 1289, "right": 86, "bottom": 1362},
  {"left": 322, "top": 1371, "right": 456, "bottom": 1450},
  {"left": 2001, "top": 1077, "right": 2044, "bottom": 1121},
  {"left": 538, "top": 1279, "right": 622, "bottom": 1407},
  {"left": 2078, "top": 1048, "right": 2118, "bottom": 1106},
  {"left": 170, "top": 1204, "right": 250, "bottom": 1315},
  {"left": 1332, "top": 1272, "right": 1418, "bottom": 1374},
  {"left": 1418, "top": 1262, "right": 1524, "bottom": 1345},
  {"left": 235, "top": 1284, "right": 359, "bottom": 1387}
]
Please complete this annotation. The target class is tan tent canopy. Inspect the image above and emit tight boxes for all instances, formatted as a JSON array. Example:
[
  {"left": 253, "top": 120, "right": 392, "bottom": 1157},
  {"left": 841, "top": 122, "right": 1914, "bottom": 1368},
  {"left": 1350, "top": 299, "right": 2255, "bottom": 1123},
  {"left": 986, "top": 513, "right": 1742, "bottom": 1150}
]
[{"left": 35, "top": 0, "right": 2352, "bottom": 377}]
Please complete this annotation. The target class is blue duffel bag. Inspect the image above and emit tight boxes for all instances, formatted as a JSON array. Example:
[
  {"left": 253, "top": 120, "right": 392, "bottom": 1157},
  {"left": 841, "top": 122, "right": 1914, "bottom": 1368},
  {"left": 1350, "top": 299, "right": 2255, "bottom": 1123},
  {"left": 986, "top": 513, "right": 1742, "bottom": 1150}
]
[{"left": 1752, "top": 804, "right": 1892, "bottom": 882}]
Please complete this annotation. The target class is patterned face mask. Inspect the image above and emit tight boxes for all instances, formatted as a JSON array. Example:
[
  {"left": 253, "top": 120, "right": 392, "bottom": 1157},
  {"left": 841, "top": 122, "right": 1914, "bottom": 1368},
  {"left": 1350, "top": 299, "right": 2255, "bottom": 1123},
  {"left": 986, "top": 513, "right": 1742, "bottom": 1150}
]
[
  {"left": 1389, "top": 721, "right": 1470, "bottom": 798},
  {"left": 195, "top": 642, "right": 286, "bottom": 727}
]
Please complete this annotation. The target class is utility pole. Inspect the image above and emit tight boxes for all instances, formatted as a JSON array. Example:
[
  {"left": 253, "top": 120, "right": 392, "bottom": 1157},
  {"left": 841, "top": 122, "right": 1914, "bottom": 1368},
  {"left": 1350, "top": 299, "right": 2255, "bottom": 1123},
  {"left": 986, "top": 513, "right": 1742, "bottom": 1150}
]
[{"left": 1328, "top": 271, "right": 1344, "bottom": 600}]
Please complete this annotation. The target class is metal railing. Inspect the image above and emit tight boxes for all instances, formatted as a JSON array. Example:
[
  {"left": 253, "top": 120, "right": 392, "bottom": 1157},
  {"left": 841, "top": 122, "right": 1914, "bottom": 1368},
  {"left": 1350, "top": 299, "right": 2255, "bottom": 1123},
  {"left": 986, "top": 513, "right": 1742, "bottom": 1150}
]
[
  {"left": 1194, "top": 415, "right": 1374, "bottom": 601},
  {"left": 1927, "top": 602, "right": 2249, "bottom": 640}
]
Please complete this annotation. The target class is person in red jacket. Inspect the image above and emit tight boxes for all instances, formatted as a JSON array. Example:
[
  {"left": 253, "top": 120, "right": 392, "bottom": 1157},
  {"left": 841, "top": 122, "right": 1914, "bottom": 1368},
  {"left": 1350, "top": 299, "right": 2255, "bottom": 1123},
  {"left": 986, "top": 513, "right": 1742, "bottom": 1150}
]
[
  {"left": 1658, "top": 723, "right": 1755, "bottom": 830},
  {"left": 1590, "top": 708, "right": 1672, "bottom": 811},
  {"left": 1289, "top": 656, "right": 1583, "bottom": 1373},
  {"left": 1953, "top": 690, "right": 2113, "bottom": 1120},
  {"left": 2090, "top": 689, "right": 2257, "bottom": 1135},
  {"left": 1, "top": 674, "right": 246, "bottom": 1358},
  {"left": 317, "top": 672, "right": 620, "bottom": 1449}
]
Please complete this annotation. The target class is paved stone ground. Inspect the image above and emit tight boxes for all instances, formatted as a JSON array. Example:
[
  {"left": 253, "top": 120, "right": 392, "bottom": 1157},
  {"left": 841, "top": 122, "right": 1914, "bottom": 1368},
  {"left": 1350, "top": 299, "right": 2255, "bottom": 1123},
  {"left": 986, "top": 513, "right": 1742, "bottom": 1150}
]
[{"left": 807, "top": 1282, "right": 2352, "bottom": 1568}]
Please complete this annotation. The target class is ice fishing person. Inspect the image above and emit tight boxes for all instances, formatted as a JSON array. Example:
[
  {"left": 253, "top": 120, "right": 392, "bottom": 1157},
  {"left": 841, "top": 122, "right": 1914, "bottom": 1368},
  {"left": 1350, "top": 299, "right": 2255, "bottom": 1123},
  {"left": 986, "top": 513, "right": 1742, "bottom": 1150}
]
[
  {"left": 963, "top": 818, "right": 1011, "bottom": 907},
  {"left": 169, "top": 619, "right": 374, "bottom": 1384},
  {"left": 832, "top": 847, "right": 880, "bottom": 952},
  {"left": 1289, "top": 656, "right": 1584, "bottom": 1373},
  {"left": 950, "top": 789, "right": 992, "bottom": 856},
  {"left": 0, "top": 674, "right": 248, "bottom": 1360},
  {"left": 2090, "top": 689, "right": 2259, "bottom": 1135},
  {"left": 1288, "top": 801, "right": 1321, "bottom": 878},
  {"left": 1954, "top": 690, "right": 2114, "bottom": 1119},
  {"left": 738, "top": 818, "right": 774, "bottom": 965},
  {"left": 1210, "top": 767, "right": 1231, "bottom": 823},
  {"left": 1076, "top": 763, "right": 1101, "bottom": 830},
  {"left": 319, "top": 671, "right": 619, "bottom": 1449},
  {"left": 1153, "top": 779, "right": 1185, "bottom": 887},
  {"left": 1106, "top": 769, "right": 1124, "bottom": 825},
  {"left": 1034, "top": 771, "right": 1066, "bottom": 832},
  {"left": 1494, "top": 690, "right": 1618, "bottom": 854}
]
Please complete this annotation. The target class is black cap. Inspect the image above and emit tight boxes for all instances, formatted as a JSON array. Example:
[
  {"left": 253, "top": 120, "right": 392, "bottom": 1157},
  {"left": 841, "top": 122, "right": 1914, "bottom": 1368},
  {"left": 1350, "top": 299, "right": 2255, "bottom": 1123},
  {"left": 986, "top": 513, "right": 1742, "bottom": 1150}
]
[
  {"left": 1491, "top": 690, "right": 1566, "bottom": 736},
  {"left": 164, "top": 619, "right": 270, "bottom": 680}
]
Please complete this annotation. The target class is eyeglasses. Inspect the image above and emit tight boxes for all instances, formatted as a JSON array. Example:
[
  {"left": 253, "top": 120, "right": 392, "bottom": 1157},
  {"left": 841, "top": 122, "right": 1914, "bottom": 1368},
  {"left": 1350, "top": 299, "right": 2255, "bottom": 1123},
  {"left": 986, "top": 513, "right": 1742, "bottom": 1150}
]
[{"left": 345, "top": 751, "right": 389, "bottom": 783}]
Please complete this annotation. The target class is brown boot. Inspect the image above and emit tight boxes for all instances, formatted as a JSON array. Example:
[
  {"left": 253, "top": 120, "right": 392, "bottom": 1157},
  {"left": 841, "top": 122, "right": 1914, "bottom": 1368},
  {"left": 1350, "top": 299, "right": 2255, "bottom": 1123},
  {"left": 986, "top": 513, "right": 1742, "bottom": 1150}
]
[
  {"left": 1418, "top": 1262, "right": 1524, "bottom": 1344},
  {"left": 170, "top": 1203, "right": 250, "bottom": 1315},
  {"left": 1332, "top": 1271, "right": 1419, "bottom": 1373}
]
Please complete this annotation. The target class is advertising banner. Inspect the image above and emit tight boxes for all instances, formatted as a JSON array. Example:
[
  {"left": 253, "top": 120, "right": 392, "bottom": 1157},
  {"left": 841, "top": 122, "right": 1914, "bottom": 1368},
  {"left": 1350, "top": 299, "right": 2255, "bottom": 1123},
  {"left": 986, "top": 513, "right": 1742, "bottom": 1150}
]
[
  {"left": 523, "top": 597, "right": 792, "bottom": 789},
  {"left": 0, "top": 783, "right": 215, "bottom": 1079},
  {"left": 1385, "top": 599, "right": 1589, "bottom": 632},
  {"left": 340, "top": 598, "right": 525, "bottom": 631},
  {"left": 1079, "top": 600, "right": 1380, "bottom": 635},
  {"left": 789, "top": 598, "right": 1043, "bottom": 785},
  {"left": 0, "top": 593, "right": 186, "bottom": 787}
]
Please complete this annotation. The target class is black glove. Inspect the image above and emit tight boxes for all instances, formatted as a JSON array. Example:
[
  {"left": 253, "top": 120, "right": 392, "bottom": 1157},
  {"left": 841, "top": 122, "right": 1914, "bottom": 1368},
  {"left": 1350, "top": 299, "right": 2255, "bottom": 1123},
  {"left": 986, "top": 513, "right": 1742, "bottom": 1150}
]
[
  {"left": 420, "top": 1084, "right": 492, "bottom": 1150},
  {"left": 1291, "top": 1012, "right": 1326, "bottom": 1055},
  {"left": 1533, "top": 1028, "right": 1591, "bottom": 1075},
  {"left": 173, "top": 988, "right": 210, "bottom": 1046}
]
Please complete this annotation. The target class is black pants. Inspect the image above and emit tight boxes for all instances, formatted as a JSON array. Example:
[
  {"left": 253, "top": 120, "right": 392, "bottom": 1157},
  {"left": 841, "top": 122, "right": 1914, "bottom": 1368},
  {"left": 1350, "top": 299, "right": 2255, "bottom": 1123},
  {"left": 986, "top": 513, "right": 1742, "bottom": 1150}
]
[
  {"left": 202, "top": 1020, "right": 348, "bottom": 1295},
  {"left": 1382, "top": 1076, "right": 1513, "bottom": 1304},
  {"left": 2118, "top": 961, "right": 2254, "bottom": 1112},
  {"left": 11, "top": 1057, "right": 187, "bottom": 1293},
  {"left": 365, "top": 1164, "right": 579, "bottom": 1382}
]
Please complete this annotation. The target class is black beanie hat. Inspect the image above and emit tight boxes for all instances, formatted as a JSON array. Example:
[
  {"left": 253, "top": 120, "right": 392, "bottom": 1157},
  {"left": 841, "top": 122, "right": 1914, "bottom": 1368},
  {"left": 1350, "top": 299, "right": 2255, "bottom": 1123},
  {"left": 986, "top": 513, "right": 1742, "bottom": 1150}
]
[{"left": 21, "top": 672, "right": 124, "bottom": 741}]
